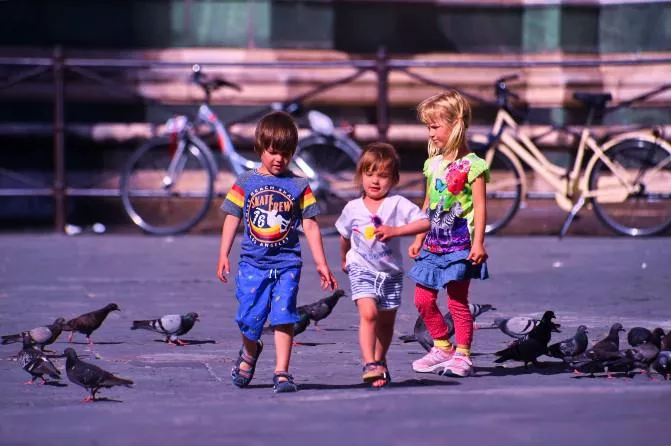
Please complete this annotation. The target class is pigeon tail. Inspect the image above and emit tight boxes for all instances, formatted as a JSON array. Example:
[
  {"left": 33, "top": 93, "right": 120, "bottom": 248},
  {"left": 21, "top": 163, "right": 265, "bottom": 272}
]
[
  {"left": 102, "top": 376, "right": 134, "bottom": 388},
  {"left": 1, "top": 334, "right": 21, "bottom": 344},
  {"left": 130, "top": 320, "right": 154, "bottom": 331}
]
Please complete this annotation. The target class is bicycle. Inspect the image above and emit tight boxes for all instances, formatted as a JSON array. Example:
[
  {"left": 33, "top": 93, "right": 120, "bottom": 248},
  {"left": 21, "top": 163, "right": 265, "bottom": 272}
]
[
  {"left": 474, "top": 74, "right": 671, "bottom": 237},
  {"left": 120, "top": 64, "right": 362, "bottom": 235}
]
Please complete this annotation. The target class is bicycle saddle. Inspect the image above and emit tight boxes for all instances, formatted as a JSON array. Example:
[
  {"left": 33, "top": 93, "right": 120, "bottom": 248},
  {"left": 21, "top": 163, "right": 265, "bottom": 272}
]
[{"left": 573, "top": 92, "right": 612, "bottom": 109}]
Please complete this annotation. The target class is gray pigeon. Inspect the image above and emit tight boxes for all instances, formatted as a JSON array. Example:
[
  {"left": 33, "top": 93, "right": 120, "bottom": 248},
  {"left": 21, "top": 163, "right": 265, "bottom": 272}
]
[
  {"left": 494, "top": 311, "right": 557, "bottom": 367},
  {"left": 652, "top": 351, "right": 671, "bottom": 380},
  {"left": 660, "top": 330, "right": 671, "bottom": 352},
  {"left": 64, "top": 348, "right": 133, "bottom": 402},
  {"left": 547, "top": 325, "right": 589, "bottom": 360},
  {"left": 569, "top": 323, "right": 625, "bottom": 378},
  {"left": 63, "top": 303, "right": 120, "bottom": 345},
  {"left": 482, "top": 315, "right": 561, "bottom": 339},
  {"left": 297, "top": 289, "right": 346, "bottom": 329},
  {"left": 2, "top": 317, "right": 66, "bottom": 351},
  {"left": 398, "top": 303, "right": 495, "bottom": 352},
  {"left": 17, "top": 334, "right": 61, "bottom": 384},
  {"left": 131, "top": 312, "right": 199, "bottom": 346}
]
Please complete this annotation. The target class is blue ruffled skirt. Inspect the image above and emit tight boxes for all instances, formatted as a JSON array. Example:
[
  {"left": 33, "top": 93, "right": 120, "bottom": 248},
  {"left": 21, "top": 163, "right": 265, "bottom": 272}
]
[{"left": 407, "top": 249, "right": 489, "bottom": 290}]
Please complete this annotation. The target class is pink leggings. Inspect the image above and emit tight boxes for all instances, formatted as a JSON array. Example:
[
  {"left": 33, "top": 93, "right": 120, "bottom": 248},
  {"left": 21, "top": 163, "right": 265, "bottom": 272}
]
[{"left": 414, "top": 281, "right": 473, "bottom": 347}]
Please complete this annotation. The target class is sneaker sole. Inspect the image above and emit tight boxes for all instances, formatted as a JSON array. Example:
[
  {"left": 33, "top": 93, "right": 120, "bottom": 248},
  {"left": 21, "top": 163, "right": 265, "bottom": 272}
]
[
  {"left": 439, "top": 367, "right": 474, "bottom": 377},
  {"left": 412, "top": 359, "right": 454, "bottom": 374}
]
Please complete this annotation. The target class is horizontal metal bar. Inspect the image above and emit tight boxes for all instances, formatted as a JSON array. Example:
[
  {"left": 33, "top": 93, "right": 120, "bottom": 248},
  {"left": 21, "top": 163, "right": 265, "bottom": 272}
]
[
  {"left": 66, "top": 188, "right": 121, "bottom": 197},
  {"left": 64, "top": 58, "right": 377, "bottom": 70},
  {"left": 0, "top": 188, "right": 54, "bottom": 196},
  {"left": 0, "top": 57, "right": 54, "bottom": 67},
  {"left": 388, "top": 56, "right": 671, "bottom": 69},
  {"left": 125, "top": 190, "right": 210, "bottom": 198}
]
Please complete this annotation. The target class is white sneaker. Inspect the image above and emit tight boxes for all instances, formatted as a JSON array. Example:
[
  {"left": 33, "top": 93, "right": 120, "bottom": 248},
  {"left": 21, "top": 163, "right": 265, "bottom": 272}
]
[
  {"left": 440, "top": 353, "right": 474, "bottom": 377},
  {"left": 412, "top": 347, "right": 455, "bottom": 373}
]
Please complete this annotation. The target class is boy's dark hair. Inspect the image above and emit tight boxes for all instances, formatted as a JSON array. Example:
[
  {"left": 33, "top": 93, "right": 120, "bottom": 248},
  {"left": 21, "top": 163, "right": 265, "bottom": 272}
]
[
  {"left": 254, "top": 111, "right": 298, "bottom": 156},
  {"left": 355, "top": 142, "right": 401, "bottom": 188}
]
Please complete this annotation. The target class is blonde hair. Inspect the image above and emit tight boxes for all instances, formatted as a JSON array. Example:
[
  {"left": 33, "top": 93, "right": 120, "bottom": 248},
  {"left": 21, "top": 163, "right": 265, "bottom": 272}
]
[
  {"left": 354, "top": 142, "right": 401, "bottom": 192},
  {"left": 417, "top": 89, "right": 471, "bottom": 158}
]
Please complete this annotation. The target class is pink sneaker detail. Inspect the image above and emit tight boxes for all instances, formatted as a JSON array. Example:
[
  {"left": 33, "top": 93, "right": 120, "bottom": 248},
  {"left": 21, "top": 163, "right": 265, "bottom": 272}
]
[
  {"left": 412, "top": 347, "right": 455, "bottom": 373},
  {"left": 441, "top": 353, "right": 474, "bottom": 377}
]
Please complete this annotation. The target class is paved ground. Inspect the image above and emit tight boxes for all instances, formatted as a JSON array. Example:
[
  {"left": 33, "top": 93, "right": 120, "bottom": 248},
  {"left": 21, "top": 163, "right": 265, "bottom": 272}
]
[{"left": 0, "top": 234, "right": 670, "bottom": 446}]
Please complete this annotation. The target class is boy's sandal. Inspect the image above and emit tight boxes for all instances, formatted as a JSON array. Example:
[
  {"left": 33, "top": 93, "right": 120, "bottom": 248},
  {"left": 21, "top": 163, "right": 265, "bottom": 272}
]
[
  {"left": 273, "top": 372, "right": 298, "bottom": 393},
  {"left": 231, "top": 340, "right": 263, "bottom": 388}
]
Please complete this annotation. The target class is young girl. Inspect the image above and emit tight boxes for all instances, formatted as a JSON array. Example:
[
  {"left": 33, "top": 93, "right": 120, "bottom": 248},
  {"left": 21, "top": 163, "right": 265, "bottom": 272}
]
[
  {"left": 408, "top": 89, "right": 490, "bottom": 378},
  {"left": 335, "top": 142, "right": 429, "bottom": 388}
]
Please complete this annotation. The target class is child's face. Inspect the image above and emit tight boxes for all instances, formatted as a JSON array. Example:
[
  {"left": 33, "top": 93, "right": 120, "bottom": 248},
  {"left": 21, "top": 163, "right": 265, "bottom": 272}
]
[
  {"left": 259, "top": 146, "right": 292, "bottom": 175},
  {"left": 362, "top": 166, "right": 393, "bottom": 200},
  {"left": 427, "top": 120, "right": 453, "bottom": 152}
]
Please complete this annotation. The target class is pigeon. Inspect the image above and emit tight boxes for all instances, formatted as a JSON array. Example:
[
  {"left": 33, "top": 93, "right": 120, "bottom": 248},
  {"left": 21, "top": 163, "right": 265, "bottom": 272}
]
[
  {"left": 482, "top": 315, "right": 561, "bottom": 339},
  {"left": 618, "top": 342, "right": 660, "bottom": 375},
  {"left": 63, "top": 303, "right": 120, "bottom": 345},
  {"left": 262, "top": 308, "right": 311, "bottom": 340},
  {"left": 131, "top": 312, "right": 199, "bottom": 346},
  {"left": 64, "top": 348, "right": 133, "bottom": 402},
  {"left": 652, "top": 351, "right": 671, "bottom": 380},
  {"left": 660, "top": 329, "right": 671, "bottom": 352},
  {"left": 2, "top": 317, "right": 66, "bottom": 351},
  {"left": 17, "top": 334, "right": 61, "bottom": 385},
  {"left": 297, "top": 289, "right": 346, "bottom": 329},
  {"left": 568, "top": 322, "right": 625, "bottom": 378},
  {"left": 627, "top": 327, "right": 652, "bottom": 347},
  {"left": 494, "top": 310, "right": 557, "bottom": 367},
  {"left": 398, "top": 303, "right": 495, "bottom": 352},
  {"left": 547, "top": 325, "right": 589, "bottom": 359}
]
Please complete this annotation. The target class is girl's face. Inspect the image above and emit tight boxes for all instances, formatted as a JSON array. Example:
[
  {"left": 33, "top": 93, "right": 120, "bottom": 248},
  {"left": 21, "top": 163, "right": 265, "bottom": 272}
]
[
  {"left": 427, "top": 120, "right": 453, "bottom": 153},
  {"left": 362, "top": 166, "right": 394, "bottom": 200},
  {"left": 259, "top": 146, "right": 291, "bottom": 175}
]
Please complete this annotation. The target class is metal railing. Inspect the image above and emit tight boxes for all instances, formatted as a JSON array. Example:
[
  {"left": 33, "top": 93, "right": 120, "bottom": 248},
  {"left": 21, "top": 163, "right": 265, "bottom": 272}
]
[{"left": 1, "top": 46, "right": 670, "bottom": 232}]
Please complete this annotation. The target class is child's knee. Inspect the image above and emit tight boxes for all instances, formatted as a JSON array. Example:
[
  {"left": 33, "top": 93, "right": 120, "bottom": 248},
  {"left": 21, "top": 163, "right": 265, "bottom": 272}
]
[{"left": 356, "top": 297, "right": 379, "bottom": 322}]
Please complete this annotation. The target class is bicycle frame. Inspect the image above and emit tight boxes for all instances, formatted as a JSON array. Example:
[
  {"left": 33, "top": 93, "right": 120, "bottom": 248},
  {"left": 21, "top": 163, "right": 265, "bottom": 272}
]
[{"left": 487, "top": 108, "right": 669, "bottom": 212}]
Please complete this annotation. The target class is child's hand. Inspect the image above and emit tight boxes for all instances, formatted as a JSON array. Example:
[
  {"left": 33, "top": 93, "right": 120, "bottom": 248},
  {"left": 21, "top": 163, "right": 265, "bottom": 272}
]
[
  {"left": 466, "top": 243, "right": 488, "bottom": 265},
  {"left": 316, "top": 264, "right": 338, "bottom": 290},
  {"left": 216, "top": 256, "right": 230, "bottom": 283},
  {"left": 374, "top": 225, "right": 398, "bottom": 242},
  {"left": 408, "top": 240, "right": 423, "bottom": 259},
  {"left": 341, "top": 260, "right": 348, "bottom": 274}
]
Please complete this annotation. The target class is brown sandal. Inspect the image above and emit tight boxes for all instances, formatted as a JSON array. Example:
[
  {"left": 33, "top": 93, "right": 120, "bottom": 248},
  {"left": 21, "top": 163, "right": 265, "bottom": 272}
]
[{"left": 362, "top": 362, "right": 386, "bottom": 384}]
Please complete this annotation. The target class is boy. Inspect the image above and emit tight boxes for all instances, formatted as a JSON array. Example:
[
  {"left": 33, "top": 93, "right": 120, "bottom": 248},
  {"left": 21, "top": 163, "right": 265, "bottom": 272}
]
[{"left": 217, "top": 111, "right": 338, "bottom": 393}]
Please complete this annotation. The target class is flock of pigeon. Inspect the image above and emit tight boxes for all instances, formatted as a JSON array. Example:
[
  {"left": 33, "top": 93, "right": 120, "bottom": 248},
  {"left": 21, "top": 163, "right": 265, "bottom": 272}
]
[
  {"left": 4, "top": 291, "right": 670, "bottom": 402},
  {"left": 399, "top": 306, "right": 671, "bottom": 380},
  {"left": 1, "top": 289, "right": 347, "bottom": 402}
]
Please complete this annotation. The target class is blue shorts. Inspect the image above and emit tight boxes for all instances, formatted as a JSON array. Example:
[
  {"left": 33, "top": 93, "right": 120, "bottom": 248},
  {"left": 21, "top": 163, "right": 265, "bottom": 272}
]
[{"left": 235, "top": 261, "right": 301, "bottom": 341}]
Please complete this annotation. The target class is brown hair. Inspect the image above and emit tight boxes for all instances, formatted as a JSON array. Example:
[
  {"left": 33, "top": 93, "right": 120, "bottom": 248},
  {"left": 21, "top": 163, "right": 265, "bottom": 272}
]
[
  {"left": 254, "top": 111, "right": 298, "bottom": 156},
  {"left": 354, "top": 142, "right": 401, "bottom": 190},
  {"left": 416, "top": 89, "right": 471, "bottom": 158}
]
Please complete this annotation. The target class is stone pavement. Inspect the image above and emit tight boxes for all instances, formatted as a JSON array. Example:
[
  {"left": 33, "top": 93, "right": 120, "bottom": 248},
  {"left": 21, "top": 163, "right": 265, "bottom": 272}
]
[{"left": 0, "top": 234, "right": 670, "bottom": 446}]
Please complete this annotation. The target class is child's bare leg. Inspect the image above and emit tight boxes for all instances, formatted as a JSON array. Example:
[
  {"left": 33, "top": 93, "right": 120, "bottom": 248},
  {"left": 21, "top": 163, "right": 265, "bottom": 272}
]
[
  {"left": 374, "top": 308, "right": 397, "bottom": 363},
  {"left": 356, "top": 297, "right": 379, "bottom": 365},
  {"left": 274, "top": 323, "right": 294, "bottom": 376}
]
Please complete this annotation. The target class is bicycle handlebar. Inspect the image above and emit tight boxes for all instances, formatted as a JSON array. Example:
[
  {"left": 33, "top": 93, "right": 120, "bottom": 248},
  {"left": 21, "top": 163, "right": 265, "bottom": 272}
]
[{"left": 191, "top": 64, "right": 242, "bottom": 99}]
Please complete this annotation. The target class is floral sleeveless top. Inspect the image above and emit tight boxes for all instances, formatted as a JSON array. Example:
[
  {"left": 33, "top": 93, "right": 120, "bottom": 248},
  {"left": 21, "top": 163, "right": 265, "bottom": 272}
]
[{"left": 422, "top": 152, "right": 490, "bottom": 254}]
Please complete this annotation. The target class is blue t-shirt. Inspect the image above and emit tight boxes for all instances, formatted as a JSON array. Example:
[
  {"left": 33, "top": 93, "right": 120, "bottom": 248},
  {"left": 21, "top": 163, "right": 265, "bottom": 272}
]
[{"left": 220, "top": 169, "right": 320, "bottom": 269}]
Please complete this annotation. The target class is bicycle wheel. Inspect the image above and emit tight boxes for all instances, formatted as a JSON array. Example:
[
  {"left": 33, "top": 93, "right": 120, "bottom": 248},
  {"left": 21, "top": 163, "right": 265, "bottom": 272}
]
[
  {"left": 294, "top": 135, "right": 362, "bottom": 235},
  {"left": 120, "top": 135, "right": 215, "bottom": 235},
  {"left": 472, "top": 141, "right": 523, "bottom": 234},
  {"left": 588, "top": 138, "right": 671, "bottom": 236}
]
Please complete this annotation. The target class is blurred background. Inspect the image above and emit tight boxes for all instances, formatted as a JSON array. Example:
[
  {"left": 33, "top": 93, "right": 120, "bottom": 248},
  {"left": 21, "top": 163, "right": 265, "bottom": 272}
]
[{"left": 1, "top": 0, "right": 670, "bottom": 236}]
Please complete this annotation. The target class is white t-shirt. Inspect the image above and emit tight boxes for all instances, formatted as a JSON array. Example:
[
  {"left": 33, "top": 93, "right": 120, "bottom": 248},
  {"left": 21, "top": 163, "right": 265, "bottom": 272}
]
[{"left": 335, "top": 194, "right": 427, "bottom": 273}]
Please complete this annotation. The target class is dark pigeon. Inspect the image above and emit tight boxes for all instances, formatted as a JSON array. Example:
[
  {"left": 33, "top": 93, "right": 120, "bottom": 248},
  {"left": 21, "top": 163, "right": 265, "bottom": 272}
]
[
  {"left": 131, "top": 312, "right": 199, "bottom": 346},
  {"left": 547, "top": 325, "right": 589, "bottom": 359},
  {"left": 481, "top": 315, "right": 561, "bottom": 339},
  {"left": 398, "top": 303, "right": 495, "bottom": 352},
  {"left": 494, "top": 310, "right": 557, "bottom": 367},
  {"left": 63, "top": 303, "right": 120, "bottom": 345},
  {"left": 660, "top": 329, "right": 671, "bottom": 352},
  {"left": 297, "top": 289, "right": 346, "bottom": 329},
  {"left": 650, "top": 328, "right": 665, "bottom": 350},
  {"left": 64, "top": 348, "right": 133, "bottom": 402},
  {"left": 17, "top": 334, "right": 61, "bottom": 384},
  {"left": 2, "top": 317, "right": 66, "bottom": 351},
  {"left": 652, "top": 351, "right": 671, "bottom": 380},
  {"left": 568, "top": 323, "right": 625, "bottom": 378},
  {"left": 262, "top": 308, "right": 311, "bottom": 339},
  {"left": 627, "top": 327, "right": 652, "bottom": 347}
]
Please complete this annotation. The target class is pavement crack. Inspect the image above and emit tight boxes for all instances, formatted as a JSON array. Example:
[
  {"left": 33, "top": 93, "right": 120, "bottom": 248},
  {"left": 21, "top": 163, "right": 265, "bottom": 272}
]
[{"left": 203, "top": 362, "right": 225, "bottom": 383}]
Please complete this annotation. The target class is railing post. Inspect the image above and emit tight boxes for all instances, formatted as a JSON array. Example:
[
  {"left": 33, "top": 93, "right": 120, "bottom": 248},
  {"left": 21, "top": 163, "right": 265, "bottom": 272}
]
[
  {"left": 375, "top": 46, "right": 390, "bottom": 142},
  {"left": 53, "top": 46, "right": 66, "bottom": 233}
]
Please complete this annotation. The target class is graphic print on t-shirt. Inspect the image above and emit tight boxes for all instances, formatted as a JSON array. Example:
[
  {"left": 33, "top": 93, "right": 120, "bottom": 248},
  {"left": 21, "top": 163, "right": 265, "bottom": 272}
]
[{"left": 246, "top": 186, "right": 295, "bottom": 247}]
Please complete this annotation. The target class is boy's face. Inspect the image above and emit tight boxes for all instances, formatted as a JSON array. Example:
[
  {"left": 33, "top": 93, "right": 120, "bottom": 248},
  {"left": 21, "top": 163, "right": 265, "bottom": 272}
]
[{"left": 260, "top": 146, "right": 292, "bottom": 176}]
